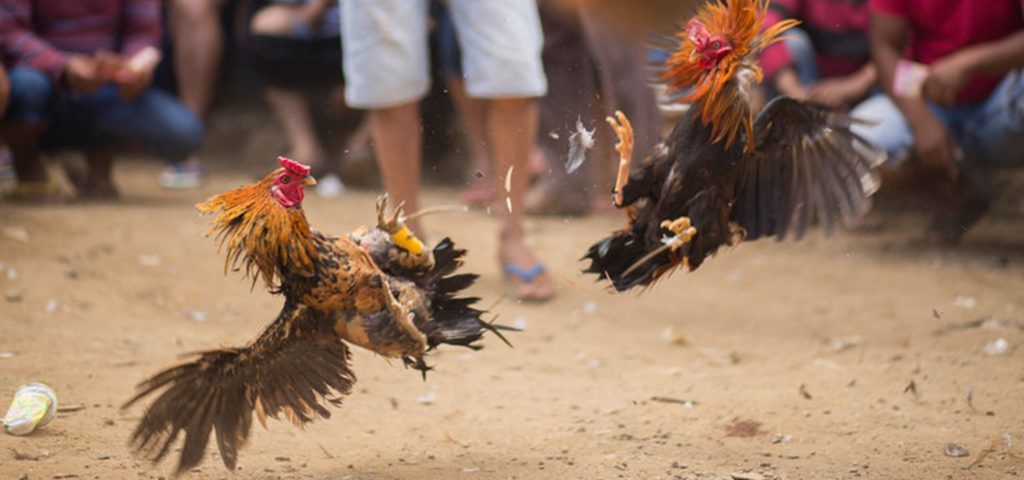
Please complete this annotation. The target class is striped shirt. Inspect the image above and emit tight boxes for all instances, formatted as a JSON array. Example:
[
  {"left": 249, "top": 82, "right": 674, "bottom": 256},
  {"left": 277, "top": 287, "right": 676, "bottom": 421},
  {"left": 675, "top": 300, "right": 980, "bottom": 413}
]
[
  {"left": 0, "top": 0, "right": 162, "bottom": 85},
  {"left": 760, "top": 0, "right": 870, "bottom": 80}
]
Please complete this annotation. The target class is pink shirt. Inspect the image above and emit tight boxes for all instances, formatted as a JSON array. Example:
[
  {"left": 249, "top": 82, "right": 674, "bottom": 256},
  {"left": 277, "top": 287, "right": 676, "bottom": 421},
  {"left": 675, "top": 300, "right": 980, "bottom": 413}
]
[{"left": 870, "top": 0, "right": 1024, "bottom": 103}]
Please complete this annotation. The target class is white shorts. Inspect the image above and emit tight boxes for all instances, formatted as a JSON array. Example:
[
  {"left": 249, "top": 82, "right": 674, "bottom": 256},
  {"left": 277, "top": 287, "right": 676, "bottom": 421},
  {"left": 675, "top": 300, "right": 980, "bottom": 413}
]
[{"left": 341, "top": 0, "right": 547, "bottom": 109}]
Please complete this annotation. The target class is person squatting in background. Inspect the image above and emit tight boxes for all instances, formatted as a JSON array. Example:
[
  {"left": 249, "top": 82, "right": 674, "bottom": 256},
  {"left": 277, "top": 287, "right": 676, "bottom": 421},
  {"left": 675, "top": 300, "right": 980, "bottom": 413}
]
[{"left": 0, "top": 0, "right": 203, "bottom": 201}]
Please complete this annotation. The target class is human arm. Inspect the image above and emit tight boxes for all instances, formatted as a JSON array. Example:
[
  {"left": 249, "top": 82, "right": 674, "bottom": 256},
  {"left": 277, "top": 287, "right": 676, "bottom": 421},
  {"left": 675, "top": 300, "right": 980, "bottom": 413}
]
[
  {"left": 807, "top": 62, "right": 876, "bottom": 110},
  {"left": 760, "top": 0, "right": 807, "bottom": 97},
  {"left": 923, "top": 11, "right": 1024, "bottom": 107},
  {"left": 0, "top": 0, "right": 81, "bottom": 88},
  {"left": 870, "top": 10, "right": 958, "bottom": 179}
]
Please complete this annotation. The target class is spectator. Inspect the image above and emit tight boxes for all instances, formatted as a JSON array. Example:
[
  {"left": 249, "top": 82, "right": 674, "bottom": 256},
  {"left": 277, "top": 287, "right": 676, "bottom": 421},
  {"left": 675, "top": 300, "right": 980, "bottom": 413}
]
[
  {"left": 246, "top": 0, "right": 353, "bottom": 187},
  {"left": 341, "top": 0, "right": 555, "bottom": 301},
  {"left": 760, "top": 0, "right": 876, "bottom": 111},
  {"left": 0, "top": 0, "right": 203, "bottom": 201},
  {"left": 851, "top": 0, "right": 1024, "bottom": 241}
]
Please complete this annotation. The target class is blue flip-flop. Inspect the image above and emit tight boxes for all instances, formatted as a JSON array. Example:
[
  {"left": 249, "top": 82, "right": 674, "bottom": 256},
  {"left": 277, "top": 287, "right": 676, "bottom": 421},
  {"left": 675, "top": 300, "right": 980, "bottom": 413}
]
[{"left": 503, "top": 263, "right": 553, "bottom": 301}]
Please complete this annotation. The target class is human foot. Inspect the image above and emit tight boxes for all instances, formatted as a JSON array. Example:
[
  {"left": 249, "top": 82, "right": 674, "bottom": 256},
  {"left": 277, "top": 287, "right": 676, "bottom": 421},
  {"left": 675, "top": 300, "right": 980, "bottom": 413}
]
[{"left": 499, "top": 233, "right": 554, "bottom": 302}]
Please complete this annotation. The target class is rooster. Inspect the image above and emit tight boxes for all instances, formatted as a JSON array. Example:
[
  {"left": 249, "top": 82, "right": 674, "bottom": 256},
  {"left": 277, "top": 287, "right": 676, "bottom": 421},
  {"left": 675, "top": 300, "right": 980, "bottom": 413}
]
[
  {"left": 123, "top": 157, "right": 505, "bottom": 474},
  {"left": 583, "top": 0, "right": 885, "bottom": 291}
]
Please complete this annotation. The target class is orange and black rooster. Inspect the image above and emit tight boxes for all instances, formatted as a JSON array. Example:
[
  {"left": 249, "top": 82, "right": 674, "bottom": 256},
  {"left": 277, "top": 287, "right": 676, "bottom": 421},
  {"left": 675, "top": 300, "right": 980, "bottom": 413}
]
[
  {"left": 584, "top": 0, "right": 885, "bottom": 291},
  {"left": 123, "top": 157, "right": 505, "bottom": 474}
]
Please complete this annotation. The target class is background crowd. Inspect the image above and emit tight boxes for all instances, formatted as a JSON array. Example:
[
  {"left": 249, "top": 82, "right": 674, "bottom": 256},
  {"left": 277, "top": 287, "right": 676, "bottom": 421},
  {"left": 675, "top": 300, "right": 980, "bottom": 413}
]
[{"left": 1, "top": 0, "right": 1022, "bottom": 300}]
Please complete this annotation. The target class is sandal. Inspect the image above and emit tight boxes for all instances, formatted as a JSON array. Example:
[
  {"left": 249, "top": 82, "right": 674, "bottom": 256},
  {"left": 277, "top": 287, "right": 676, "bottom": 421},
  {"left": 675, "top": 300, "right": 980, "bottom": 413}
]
[{"left": 503, "top": 262, "right": 554, "bottom": 302}]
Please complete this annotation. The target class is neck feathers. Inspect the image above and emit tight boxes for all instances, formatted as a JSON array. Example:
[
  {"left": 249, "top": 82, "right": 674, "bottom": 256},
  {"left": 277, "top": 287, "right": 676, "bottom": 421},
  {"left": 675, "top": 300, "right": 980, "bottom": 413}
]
[{"left": 197, "top": 180, "right": 318, "bottom": 288}]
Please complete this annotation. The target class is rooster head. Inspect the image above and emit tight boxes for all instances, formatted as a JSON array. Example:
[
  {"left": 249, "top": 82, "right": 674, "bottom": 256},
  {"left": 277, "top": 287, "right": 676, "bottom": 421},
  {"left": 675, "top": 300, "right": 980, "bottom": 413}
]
[
  {"left": 196, "top": 156, "right": 318, "bottom": 288},
  {"left": 663, "top": 0, "right": 799, "bottom": 150},
  {"left": 271, "top": 157, "right": 316, "bottom": 208}
]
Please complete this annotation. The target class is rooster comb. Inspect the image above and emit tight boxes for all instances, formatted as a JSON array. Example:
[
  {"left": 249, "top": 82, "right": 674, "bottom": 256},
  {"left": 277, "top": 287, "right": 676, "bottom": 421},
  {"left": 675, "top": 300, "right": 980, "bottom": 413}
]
[{"left": 278, "top": 156, "right": 311, "bottom": 177}]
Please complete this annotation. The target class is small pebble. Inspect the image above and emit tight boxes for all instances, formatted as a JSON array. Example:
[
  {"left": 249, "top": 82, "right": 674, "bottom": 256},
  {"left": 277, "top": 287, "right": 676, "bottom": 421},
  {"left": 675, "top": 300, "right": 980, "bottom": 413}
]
[
  {"left": 138, "top": 255, "right": 162, "bottom": 268},
  {"left": 416, "top": 391, "right": 437, "bottom": 405},
  {"left": 983, "top": 338, "right": 1010, "bottom": 356},
  {"left": 45, "top": 298, "right": 59, "bottom": 314},
  {"left": 5, "top": 290, "right": 22, "bottom": 302},
  {"left": 3, "top": 226, "right": 30, "bottom": 243},
  {"left": 944, "top": 443, "right": 969, "bottom": 457}
]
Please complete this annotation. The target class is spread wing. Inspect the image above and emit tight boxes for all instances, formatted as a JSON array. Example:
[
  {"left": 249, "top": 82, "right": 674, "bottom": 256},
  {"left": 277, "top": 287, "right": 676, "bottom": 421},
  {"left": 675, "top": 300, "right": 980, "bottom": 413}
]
[
  {"left": 731, "top": 96, "right": 885, "bottom": 241},
  {"left": 123, "top": 303, "right": 355, "bottom": 475}
]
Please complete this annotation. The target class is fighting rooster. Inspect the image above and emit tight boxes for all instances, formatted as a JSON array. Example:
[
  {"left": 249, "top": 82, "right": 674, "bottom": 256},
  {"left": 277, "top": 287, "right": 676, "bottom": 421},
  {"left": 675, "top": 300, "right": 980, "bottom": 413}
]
[
  {"left": 124, "top": 157, "right": 504, "bottom": 474},
  {"left": 583, "top": 0, "right": 884, "bottom": 291}
]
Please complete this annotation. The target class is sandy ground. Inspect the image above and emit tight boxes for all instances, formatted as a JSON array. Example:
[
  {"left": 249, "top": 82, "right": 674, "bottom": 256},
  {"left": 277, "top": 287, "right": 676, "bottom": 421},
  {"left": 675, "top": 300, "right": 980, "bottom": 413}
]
[{"left": 1, "top": 162, "right": 1023, "bottom": 480}]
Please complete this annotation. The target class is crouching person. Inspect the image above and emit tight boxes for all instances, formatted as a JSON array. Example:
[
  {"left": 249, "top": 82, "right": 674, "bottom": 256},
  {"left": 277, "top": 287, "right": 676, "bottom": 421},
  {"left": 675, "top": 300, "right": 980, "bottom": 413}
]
[{"left": 0, "top": 0, "right": 204, "bottom": 201}]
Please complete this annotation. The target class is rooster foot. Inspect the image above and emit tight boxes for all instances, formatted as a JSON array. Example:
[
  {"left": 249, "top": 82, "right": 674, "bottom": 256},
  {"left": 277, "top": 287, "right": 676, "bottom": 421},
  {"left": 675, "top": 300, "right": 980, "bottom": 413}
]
[
  {"left": 660, "top": 216, "right": 697, "bottom": 252},
  {"left": 375, "top": 194, "right": 406, "bottom": 234},
  {"left": 606, "top": 110, "right": 634, "bottom": 208}
]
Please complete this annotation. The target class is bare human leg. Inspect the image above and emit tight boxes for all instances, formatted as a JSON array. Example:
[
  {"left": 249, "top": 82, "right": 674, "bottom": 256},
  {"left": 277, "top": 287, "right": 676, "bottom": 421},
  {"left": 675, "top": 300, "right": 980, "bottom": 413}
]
[
  {"left": 263, "top": 87, "right": 324, "bottom": 168},
  {"left": 170, "top": 0, "right": 222, "bottom": 119},
  {"left": 445, "top": 77, "right": 494, "bottom": 206},
  {"left": 368, "top": 102, "right": 424, "bottom": 237},
  {"left": 487, "top": 98, "right": 554, "bottom": 301}
]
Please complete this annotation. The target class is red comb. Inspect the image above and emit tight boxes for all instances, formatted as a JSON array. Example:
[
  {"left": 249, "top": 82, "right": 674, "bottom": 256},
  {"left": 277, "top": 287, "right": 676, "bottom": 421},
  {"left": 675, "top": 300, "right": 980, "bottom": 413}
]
[
  {"left": 686, "top": 18, "right": 709, "bottom": 49},
  {"left": 278, "top": 156, "right": 310, "bottom": 177}
]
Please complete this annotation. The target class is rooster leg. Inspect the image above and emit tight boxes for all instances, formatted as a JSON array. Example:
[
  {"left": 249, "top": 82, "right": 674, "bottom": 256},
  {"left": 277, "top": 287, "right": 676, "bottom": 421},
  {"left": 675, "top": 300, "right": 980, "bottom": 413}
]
[
  {"left": 660, "top": 216, "right": 697, "bottom": 252},
  {"left": 606, "top": 110, "right": 634, "bottom": 208}
]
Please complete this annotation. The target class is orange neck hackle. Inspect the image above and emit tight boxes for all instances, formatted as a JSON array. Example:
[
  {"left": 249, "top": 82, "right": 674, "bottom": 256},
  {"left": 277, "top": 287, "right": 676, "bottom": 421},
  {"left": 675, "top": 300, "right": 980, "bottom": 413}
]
[
  {"left": 196, "top": 168, "right": 318, "bottom": 289},
  {"left": 663, "top": 0, "right": 799, "bottom": 151}
]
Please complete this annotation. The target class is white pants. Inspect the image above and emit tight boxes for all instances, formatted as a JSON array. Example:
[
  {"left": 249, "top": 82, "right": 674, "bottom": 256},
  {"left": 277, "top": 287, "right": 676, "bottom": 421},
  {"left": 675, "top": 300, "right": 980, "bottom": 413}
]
[{"left": 341, "top": 0, "right": 547, "bottom": 109}]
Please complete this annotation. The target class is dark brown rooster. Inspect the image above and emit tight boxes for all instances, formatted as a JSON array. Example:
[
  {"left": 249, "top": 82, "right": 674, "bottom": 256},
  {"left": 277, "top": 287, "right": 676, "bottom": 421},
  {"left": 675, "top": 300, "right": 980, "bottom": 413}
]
[
  {"left": 583, "top": 0, "right": 886, "bottom": 291},
  {"left": 123, "top": 157, "right": 506, "bottom": 474}
]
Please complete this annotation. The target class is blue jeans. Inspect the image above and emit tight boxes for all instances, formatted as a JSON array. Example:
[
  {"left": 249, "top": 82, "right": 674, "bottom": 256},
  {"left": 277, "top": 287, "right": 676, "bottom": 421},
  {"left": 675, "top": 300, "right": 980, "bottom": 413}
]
[
  {"left": 3, "top": 66, "right": 203, "bottom": 164},
  {"left": 850, "top": 70, "right": 1024, "bottom": 168}
]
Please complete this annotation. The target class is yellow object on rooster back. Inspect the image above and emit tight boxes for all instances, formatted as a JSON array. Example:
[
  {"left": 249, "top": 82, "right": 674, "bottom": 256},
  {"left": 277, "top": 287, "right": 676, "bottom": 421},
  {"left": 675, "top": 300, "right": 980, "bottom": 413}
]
[
  {"left": 393, "top": 226, "right": 424, "bottom": 255},
  {"left": 3, "top": 383, "right": 58, "bottom": 436}
]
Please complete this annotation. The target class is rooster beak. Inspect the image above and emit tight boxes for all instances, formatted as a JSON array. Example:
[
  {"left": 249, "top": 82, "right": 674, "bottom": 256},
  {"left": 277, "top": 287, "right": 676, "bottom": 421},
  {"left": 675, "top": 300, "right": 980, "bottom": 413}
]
[{"left": 303, "top": 176, "right": 317, "bottom": 187}]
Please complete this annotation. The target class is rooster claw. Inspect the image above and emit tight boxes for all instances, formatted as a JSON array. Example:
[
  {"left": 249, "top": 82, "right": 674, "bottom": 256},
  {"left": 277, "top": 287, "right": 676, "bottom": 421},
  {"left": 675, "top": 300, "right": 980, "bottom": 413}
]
[
  {"left": 606, "top": 110, "right": 634, "bottom": 208},
  {"left": 375, "top": 194, "right": 406, "bottom": 234}
]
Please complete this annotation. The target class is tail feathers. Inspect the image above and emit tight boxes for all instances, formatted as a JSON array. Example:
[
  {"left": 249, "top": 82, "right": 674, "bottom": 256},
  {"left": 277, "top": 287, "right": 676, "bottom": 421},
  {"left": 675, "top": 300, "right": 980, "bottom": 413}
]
[
  {"left": 418, "top": 238, "right": 509, "bottom": 349},
  {"left": 582, "top": 230, "right": 674, "bottom": 291},
  {"left": 124, "top": 325, "right": 354, "bottom": 475}
]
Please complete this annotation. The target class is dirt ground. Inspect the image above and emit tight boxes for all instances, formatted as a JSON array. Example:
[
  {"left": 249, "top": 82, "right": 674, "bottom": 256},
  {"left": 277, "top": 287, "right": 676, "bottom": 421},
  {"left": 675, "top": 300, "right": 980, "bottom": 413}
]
[{"left": 1, "top": 162, "right": 1023, "bottom": 480}]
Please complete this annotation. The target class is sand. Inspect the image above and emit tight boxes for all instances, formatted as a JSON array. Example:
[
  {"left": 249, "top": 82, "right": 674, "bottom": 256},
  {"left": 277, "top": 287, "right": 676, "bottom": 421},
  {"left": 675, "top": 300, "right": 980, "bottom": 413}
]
[{"left": 1, "top": 162, "right": 1022, "bottom": 480}]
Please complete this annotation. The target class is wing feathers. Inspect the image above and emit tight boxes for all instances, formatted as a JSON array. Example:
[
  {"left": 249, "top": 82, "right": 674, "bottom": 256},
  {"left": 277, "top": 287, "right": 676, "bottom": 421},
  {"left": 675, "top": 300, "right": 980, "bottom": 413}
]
[{"left": 732, "top": 97, "right": 885, "bottom": 241}]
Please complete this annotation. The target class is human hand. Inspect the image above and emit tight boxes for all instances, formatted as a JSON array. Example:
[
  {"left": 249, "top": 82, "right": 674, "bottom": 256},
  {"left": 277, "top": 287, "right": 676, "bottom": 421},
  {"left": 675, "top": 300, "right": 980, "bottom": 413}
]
[
  {"left": 922, "top": 52, "right": 974, "bottom": 107},
  {"left": 807, "top": 75, "right": 867, "bottom": 110},
  {"left": 774, "top": 68, "right": 809, "bottom": 101},
  {"left": 115, "top": 47, "right": 160, "bottom": 101},
  {"left": 910, "top": 110, "right": 960, "bottom": 180},
  {"left": 64, "top": 55, "right": 104, "bottom": 94}
]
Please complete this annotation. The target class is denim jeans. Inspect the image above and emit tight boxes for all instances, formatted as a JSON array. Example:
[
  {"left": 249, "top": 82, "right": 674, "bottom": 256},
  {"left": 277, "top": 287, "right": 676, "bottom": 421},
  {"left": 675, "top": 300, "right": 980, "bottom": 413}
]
[
  {"left": 3, "top": 66, "right": 203, "bottom": 164},
  {"left": 850, "top": 70, "right": 1024, "bottom": 168}
]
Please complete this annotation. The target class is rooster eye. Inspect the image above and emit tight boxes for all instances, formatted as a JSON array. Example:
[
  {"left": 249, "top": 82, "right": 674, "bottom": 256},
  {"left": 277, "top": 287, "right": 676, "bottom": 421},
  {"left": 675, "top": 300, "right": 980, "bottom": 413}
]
[
  {"left": 712, "top": 41, "right": 721, "bottom": 49},
  {"left": 281, "top": 176, "right": 291, "bottom": 184}
]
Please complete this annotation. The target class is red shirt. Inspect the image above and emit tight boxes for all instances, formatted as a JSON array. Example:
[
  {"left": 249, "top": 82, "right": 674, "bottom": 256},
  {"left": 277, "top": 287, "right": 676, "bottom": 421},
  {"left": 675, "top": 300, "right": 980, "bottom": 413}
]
[
  {"left": 870, "top": 0, "right": 1024, "bottom": 103},
  {"left": 762, "top": 0, "right": 871, "bottom": 80}
]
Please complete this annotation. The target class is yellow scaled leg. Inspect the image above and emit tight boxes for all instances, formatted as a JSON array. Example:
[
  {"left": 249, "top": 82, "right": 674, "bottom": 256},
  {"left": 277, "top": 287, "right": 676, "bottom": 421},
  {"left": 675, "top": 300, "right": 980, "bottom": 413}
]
[
  {"left": 375, "top": 194, "right": 429, "bottom": 261},
  {"left": 606, "top": 110, "right": 634, "bottom": 208},
  {"left": 660, "top": 216, "right": 697, "bottom": 252}
]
